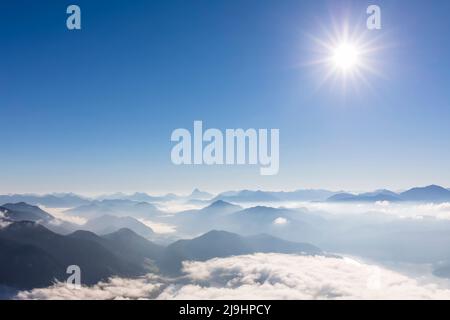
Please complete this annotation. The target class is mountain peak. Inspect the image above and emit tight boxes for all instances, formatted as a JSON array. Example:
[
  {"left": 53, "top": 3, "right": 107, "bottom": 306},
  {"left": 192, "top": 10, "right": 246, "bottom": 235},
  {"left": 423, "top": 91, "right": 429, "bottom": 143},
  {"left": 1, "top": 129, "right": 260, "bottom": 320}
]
[
  {"left": 201, "top": 229, "right": 234, "bottom": 237},
  {"left": 109, "top": 227, "right": 137, "bottom": 237},
  {"left": 425, "top": 184, "right": 446, "bottom": 190},
  {"left": 189, "top": 188, "right": 213, "bottom": 199},
  {"left": 400, "top": 185, "right": 450, "bottom": 202},
  {"left": 102, "top": 228, "right": 151, "bottom": 243},
  {"left": 68, "top": 230, "right": 102, "bottom": 241},
  {"left": 4, "top": 202, "right": 35, "bottom": 208},
  {"left": 206, "top": 200, "right": 235, "bottom": 209},
  {"left": 0, "top": 202, "right": 54, "bottom": 222}
]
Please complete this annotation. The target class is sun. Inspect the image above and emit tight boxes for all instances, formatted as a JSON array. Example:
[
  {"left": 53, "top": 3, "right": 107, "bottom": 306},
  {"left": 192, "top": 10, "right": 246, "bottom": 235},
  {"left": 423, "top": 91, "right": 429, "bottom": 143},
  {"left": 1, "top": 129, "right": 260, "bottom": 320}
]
[
  {"left": 332, "top": 43, "right": 361, "bottom": 72},
  {"left": 302, "top": 19, "right": 385, "bottom": 92}
]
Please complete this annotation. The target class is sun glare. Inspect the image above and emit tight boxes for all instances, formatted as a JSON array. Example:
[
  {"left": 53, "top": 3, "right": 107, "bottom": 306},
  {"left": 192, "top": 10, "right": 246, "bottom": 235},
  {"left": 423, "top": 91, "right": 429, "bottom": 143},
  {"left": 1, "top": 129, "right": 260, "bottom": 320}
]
[
  {"left": 303, "top": 19, "right": 385, "bottom": 92},
  {"left": 332, "top": 43, "right": 360, "bottom": 71}
]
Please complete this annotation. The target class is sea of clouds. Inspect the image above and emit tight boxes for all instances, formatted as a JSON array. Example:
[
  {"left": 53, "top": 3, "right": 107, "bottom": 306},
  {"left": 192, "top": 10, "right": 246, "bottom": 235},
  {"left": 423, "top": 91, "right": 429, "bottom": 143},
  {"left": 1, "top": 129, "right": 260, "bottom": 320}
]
[
  {"left": 16, "top": 253, "right": 450, "bottom": 300},
  {"left": 291, "top": 201, "right": 450, "bottom": 220}
]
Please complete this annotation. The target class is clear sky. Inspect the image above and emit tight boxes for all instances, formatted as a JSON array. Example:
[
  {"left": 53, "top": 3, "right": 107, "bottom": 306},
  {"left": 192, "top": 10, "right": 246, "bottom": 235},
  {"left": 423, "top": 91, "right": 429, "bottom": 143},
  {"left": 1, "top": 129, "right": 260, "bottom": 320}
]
[{"left": 1, "top": 0, "right": 450, "bottom": 195}]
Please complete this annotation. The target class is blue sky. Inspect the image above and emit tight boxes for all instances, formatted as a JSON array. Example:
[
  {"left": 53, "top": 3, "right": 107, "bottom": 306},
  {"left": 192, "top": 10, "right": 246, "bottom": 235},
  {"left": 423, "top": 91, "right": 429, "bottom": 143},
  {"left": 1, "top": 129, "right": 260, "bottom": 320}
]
[{"left": 1, "top": 0, "right": 450, "bottom": 195}]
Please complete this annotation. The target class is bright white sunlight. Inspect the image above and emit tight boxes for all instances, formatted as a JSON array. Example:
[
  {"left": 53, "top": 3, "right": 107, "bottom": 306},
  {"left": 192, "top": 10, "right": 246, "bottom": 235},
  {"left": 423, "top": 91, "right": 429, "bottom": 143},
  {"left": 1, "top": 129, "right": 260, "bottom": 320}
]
[{"left": 332, "top": 42, "right": 361, "bottom": 72}]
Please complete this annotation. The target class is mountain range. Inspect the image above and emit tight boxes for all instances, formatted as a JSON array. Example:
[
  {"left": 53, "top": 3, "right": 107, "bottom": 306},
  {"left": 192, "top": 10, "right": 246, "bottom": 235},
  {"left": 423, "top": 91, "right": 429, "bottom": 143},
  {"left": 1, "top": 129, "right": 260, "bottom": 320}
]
[
  {"left": 0, "top": 222, "right": 148, "bottom": 289},
  {"left": 0, "top": 202, "right": 54, "bottom": 222},
  {"left": 326, "top": 185, "right": 450, "bottom": 203},
  {"left": 81, "top": 215, "right": 155, "bottom": 239},
  {"left": 208, "top": 186, "right": 450, "bottom": 203},
  {"left": 0, "top": 193, "right": 90, "bottom": 208},
  {"left": 0, "top": 220, "right": 321, "bottom": 290},
  {"left": 2, "top": 185, "right": 449, "bottom": 211},
  {"left": 212, "top": 189, "right": 337, "bottom": 202},
  {"left": 162, "top": 200, "right": 243, "bottom": 234},
  {"left": 65, "top": 199, "right": 165, "bottom": 219},
  {"left": 96, "top": 192, "right": 179, "bottom": 203},
  {"left": 159, "top": 230, "right": 321, "bottom": 275},
  {"left": 96, "top": 189, "right": 213, "bottom": 202},
  {"left": 4, "top": 185, "right": 450, "bottom": 292}
]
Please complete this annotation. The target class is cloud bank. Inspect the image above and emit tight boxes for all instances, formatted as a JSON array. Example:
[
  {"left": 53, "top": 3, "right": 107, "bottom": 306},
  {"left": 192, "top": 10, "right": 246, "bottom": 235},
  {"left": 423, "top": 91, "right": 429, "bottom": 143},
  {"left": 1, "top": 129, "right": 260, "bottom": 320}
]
[
  {"left": 0, "top": 211, "right": 11, "bottom": 229},
  {"left": 16, "top": 253, "right": 450, "bottom": 300},
  {"left": 294, "top": 201, "right": 450, "bottom": 220},
  {"left": 16, "top": 275, "right": 164, "bottom": 300}
]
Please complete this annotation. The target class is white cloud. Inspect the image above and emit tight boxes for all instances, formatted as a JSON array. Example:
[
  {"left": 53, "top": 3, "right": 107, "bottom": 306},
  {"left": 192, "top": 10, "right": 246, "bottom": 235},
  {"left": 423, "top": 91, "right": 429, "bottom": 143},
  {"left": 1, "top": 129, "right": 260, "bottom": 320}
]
[
  {"left": 157, "top": 254, "right": 450, "bottom": 300},
  {"left": 16, "top": 274, "right": 164, "bottom": 300},
  {"left": 41, "top": 206, "right": 86, "bottom": 225},
  {"left": 0, "top": 220, "right": 11, "bottom": 229},
  {"left": 273, "top": 217, "right": 288, "bottom": 225},
  {"left": 285, "top": 201, "right": 450, "bottom": 220},
  {"left": 0, "top": 211, "right": 11, "bottom": 229},
  {"left": 16, "top": 254, "right": 450, "bottom": 300},
  {"left": 155, "top": 201, "right": 204, "bottom": 214},
  {"left": 137, "top": 218, "right": 177, "bottom": 234}
]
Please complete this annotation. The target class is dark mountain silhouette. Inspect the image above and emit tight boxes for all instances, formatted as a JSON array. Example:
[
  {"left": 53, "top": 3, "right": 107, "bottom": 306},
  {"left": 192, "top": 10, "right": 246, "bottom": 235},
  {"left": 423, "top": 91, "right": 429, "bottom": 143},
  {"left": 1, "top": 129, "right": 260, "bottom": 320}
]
[
  {"left": 103, "top": 228, "right": 164, "bottom": 260},
  {"left": 0, "top": 203, "right": 54, "bottom": 222},
  {"left": 159, "top": 230, "right": 321, "bottom": 275},
  {"left": 0, "top": 203, "right": 84, "bottom": 236},
  {"left": 0, "top": 220, "right": 322, "bottom": 290},
  {"left": 0, "top": 222, "right": 160, "bottom": 289},
  {"left": 69, "top": 228, "right": 163, "bottom": 271},
  {"left": 0, "top": 236, "right": 64, "bottom": 290}
]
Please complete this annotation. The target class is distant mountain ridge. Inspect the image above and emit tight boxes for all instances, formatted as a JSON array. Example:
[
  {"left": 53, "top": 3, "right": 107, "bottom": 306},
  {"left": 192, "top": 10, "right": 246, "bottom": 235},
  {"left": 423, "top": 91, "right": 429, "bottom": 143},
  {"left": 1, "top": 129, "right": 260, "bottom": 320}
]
[
  {"left": 188, "top": 188, "right": 213, "bottom": 200},
  {"left": 65, "top": 199, "right": 165, "bottom": 219},
  {"left": 201, "top": 200, "right": 242, "bottom": 213},
  {"left": 212, "top": 189, "right": 337, "bottom": 203},
  {"left": 327, "top": 192, "right": 402, "bottom": 203},
  {"left": 399, "top": 185, "right": 450, "bottom": 202},
  {"left": 326, "top": 185, "right": 450, "bottom": 203},
  {"left": 96, "top": 192, "right": 179, "bottom": 203},
  {"left": 161, "top": 200, "right": 243, "bottom": 235},
  {"left": 81, "top": 215, "right": 155, "bottom": 239},
  {"left": 3, "top": 185, "right": 448, "bottom": 212},
  {"left": 0, "top": 193, "right": 90, "bottom": 208}
]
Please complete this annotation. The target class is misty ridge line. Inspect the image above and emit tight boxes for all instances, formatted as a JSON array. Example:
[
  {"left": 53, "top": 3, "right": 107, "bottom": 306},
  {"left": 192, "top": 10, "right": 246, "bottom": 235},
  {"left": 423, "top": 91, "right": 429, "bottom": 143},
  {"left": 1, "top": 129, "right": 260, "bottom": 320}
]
[
  {"left": 2, "top": 184, "right": 450, "bottom": 204},
  {"left": 171, "top": 121, "right": 280, "bottom": 175}
]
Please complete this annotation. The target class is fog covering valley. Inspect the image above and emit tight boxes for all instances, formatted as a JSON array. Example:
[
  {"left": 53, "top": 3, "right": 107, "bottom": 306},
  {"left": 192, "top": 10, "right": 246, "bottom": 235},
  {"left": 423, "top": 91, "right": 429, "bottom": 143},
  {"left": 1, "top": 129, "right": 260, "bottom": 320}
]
[{"left": 2, "top": 185, "right": 450, "bottom": 299}]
